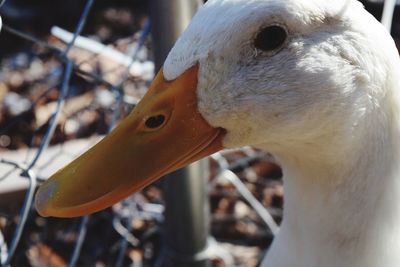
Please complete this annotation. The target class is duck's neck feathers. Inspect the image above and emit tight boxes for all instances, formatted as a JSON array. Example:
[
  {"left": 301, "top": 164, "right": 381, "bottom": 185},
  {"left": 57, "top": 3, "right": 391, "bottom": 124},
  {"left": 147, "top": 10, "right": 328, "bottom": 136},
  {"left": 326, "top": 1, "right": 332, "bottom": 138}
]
[{"left": 262, "top": 82, "right": 400, "bottom": 267}]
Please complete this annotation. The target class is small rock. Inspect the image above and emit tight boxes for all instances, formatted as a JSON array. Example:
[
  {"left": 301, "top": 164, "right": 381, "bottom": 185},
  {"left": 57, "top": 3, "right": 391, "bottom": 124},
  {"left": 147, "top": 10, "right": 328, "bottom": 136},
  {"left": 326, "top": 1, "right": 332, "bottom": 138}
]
[
  {"left": 94, "top": 89, "right": 115, "bottom": 108},
  {"left": 0, "top": 135, "right": 11, "bottom": 147},
  {"left": 12, "top": 52, "right": 30, "bottom": 69},
  {"left": 3, "top": 92, "right": 31, "bottom": 116},
  {"left": 26, "top": 59, "right": 45, "bottom": 81},
  {"left": 234, "top": 201, "right": 251, "bottom": 218},
  {"left": 8, "top": 73, "right": 24, "bottom": 89}
]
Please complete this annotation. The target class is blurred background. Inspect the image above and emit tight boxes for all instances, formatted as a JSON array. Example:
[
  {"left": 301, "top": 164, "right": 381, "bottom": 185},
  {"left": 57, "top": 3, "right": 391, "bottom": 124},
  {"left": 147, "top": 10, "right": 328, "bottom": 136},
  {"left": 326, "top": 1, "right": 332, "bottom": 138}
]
[{"left": 0, "top": 0, "right": 398, "bottom": 266}]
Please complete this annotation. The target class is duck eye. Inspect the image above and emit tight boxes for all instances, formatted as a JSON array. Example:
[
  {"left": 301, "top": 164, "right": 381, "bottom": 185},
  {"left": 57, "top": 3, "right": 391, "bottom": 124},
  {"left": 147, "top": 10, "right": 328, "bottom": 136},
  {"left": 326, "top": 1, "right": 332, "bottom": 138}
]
[
  {"left": 254, "top": 25, "right": 287, "bottom": 52},
  {"left": 145, "top": 115, "right": 166, "bottom": 129}
]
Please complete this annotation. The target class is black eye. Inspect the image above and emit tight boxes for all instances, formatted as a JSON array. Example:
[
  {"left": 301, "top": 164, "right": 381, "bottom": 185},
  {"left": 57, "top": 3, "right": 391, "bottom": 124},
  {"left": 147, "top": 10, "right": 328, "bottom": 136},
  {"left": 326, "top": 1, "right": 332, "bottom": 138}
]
[
  {"left": 254, "top": 25, "right": 287, "bottom": 52},
  {"left": 145, "top": 115, "right": 165, "bottom": 129}
]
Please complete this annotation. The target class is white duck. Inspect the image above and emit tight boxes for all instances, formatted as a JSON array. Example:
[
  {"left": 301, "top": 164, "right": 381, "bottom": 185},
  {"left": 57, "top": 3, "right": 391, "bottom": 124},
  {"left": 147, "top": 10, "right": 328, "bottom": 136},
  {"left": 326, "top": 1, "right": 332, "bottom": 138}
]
[{"left": 35, "top": 0, "right": 400, "bottom": 266}]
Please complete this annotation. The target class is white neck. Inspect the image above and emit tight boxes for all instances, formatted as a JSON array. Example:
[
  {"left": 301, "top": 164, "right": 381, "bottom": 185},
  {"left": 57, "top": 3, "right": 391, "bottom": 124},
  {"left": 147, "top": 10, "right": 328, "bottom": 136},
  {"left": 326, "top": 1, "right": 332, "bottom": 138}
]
[{"left": 261, "top": 94, "right": 400, "bottom": 267}]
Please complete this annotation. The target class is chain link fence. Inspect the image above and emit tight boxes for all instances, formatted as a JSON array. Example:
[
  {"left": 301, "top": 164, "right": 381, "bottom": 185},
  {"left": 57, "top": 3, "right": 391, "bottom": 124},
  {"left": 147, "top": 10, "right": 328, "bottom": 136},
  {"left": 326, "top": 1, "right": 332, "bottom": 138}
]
[
  {"left": 0, "top": 0, "right": 281, "bottom": 266},
  {"left": 0, "top": 0, "right": 398, "bottom": 266}
]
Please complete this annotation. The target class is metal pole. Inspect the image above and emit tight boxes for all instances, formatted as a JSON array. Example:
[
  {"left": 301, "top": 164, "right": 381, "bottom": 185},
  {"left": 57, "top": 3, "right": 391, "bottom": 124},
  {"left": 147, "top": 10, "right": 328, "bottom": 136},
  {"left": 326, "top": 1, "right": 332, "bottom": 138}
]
[
  {"left": 150, "top": 0, "right": 201, "bottom": 68},
  {"left": 381, "top": 0, "right": 396, "bottom": 31},
  {"left": 163, "top": 162, "right": 211, "bottom": 267},
  {"left": 149, "top": 1, "right": 210, "bottom": 267}
]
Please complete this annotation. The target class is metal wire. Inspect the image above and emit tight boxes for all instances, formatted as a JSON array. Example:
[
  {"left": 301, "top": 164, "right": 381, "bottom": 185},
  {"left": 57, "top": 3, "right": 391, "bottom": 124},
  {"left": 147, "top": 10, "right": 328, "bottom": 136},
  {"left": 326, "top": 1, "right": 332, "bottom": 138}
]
[
  {"left": 26, "top": 61, "right": 72, "bottom": 170},
  {"left": 0, "top": 1, "right": 155, "bottom": 263},
  {"left": 0, "top": 231, "right": 6, "bottom": 265},
  {"left": 63, "top": 0, "right": 95, "bottom": 56},
  {"left": 0, "top": 1, "right": 97, "bottom": 265},
  {"left": 1, "top": 169, "right": 37, "bottom": 267},
  {"left": 381, "top": 0, "right": 397, "bottom": 31},
  {"left": 220, "top": 169, "right": 279, "bottom": 235},
  {"left": 68, "top": 216, "right": 89, "bottom": 267},
  {"left": 0, "top": 1, "right": 396, "bottom": 267}
]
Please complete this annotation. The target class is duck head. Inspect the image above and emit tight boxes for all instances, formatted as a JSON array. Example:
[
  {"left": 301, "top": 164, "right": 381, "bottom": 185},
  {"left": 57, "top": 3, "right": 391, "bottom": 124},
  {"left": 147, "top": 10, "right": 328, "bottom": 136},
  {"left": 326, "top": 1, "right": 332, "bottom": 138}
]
[{"left": 35, "top": 0, "right": 400, "bottom": 217}]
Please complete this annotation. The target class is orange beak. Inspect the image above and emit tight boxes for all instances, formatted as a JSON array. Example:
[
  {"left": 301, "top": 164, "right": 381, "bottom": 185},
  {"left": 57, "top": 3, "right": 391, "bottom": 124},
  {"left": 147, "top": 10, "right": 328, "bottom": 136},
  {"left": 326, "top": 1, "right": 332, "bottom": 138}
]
[{"left": 35, "top": 65, "right": 225, "bottom": 217}]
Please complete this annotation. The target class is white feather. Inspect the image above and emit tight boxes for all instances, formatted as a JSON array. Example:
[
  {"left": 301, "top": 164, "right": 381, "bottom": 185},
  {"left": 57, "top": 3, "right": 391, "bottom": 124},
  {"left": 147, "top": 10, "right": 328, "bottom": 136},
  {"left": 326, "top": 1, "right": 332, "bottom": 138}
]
[{"left": 165, "top": 0, "right": 400, "bottom": 266}]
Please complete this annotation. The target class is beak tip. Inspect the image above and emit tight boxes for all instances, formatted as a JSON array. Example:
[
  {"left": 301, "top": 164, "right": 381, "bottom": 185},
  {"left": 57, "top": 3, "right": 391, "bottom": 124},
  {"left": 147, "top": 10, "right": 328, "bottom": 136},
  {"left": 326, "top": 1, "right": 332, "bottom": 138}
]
[{"left": 35, "top": 180, "right": 58, "bottom": 217}]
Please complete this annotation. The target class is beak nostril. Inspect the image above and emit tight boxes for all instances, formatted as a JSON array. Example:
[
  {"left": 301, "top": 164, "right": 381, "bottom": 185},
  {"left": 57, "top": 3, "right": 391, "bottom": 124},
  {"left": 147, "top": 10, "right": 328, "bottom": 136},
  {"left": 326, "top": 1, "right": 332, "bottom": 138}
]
[{"left": 145, "top": 115, "right": 166, "bottom": 129}]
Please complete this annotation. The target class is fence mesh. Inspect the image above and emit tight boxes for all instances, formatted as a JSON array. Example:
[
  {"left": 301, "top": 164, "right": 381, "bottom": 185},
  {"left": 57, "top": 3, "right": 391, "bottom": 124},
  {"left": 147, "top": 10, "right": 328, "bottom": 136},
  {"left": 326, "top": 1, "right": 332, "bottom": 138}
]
[
  {"left": 0, "top": 0, "right": 398, "bottom": 266},
  {"left": 0, "top": 0, "right": 281, "bottom": 266}
]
